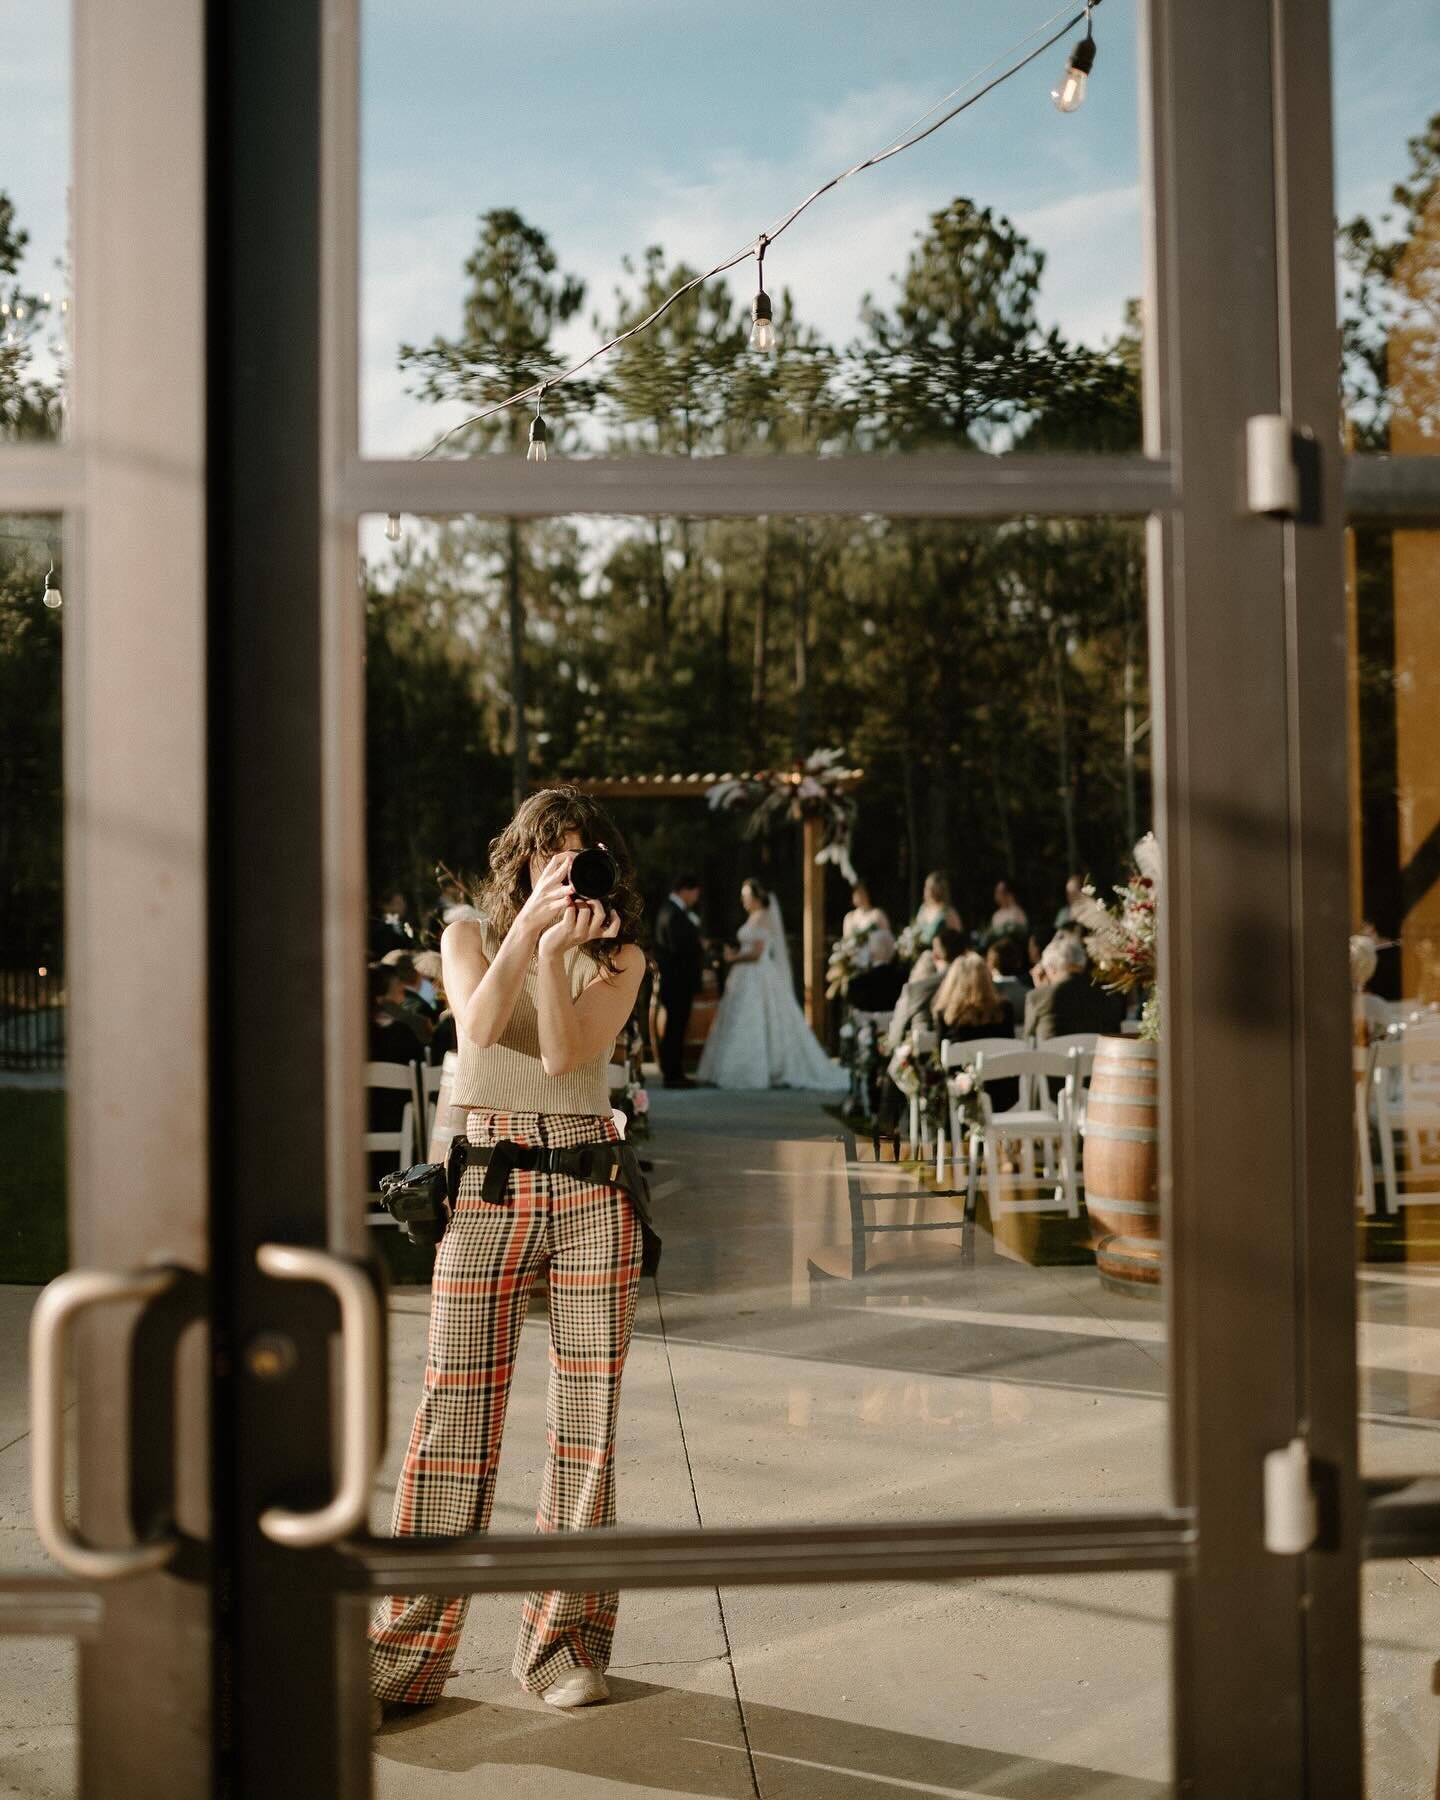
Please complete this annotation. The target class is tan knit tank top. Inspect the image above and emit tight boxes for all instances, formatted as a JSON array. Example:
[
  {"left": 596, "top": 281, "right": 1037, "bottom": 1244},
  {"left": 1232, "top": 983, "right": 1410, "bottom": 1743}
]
[{"left": 451, "top": 919, "right": 611, "bottom": 1117}]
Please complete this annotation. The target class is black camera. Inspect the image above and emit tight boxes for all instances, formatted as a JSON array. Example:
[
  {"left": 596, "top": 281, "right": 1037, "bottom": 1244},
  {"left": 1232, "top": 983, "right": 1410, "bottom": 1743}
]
[{"left": 568, "top": 846, "right": 619, "bottom": 901}]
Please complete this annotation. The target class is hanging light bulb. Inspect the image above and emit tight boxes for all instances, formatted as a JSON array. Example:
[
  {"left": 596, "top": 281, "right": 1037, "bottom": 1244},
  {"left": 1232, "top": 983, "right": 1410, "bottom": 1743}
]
[
  {"left": 42, "top": 562, "right": 61, "bottom": 610},
  {"left": 750, "top": 235, "right": 775, "bottom": 353},
  {"left": 385, "top": 513, "right": 401, "bottom": 542},
  {"left": 527, "top": 388, "right": 549, "bottom": 464},
  {"left": 1052, "top": 11, "right": 1096, "bottom": 112}
]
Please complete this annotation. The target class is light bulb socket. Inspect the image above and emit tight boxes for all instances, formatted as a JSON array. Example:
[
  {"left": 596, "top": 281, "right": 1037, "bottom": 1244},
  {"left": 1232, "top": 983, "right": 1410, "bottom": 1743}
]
[
  {"left": 1069, "top": 33, "right": 1096, "bottom": 75},
  {"left": 752, "top": 290, "right": 773, "bottom": 326},
  {"left": 528, "top": 416, "right": 549, "bottom": 449}
]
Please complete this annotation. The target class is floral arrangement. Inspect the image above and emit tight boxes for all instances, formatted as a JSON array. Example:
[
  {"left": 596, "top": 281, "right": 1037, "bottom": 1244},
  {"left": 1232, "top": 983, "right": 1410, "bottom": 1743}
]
[
  {"left": 1070, "top": 832, "right": 1162, "bottom": 1040},
  {"left": 707, "top": 747, "right": 859, "bottom": 884},
  {"left": 895, "top": 923, "right": 921, "bottom": 964},
  {"left": 826, "top": 918, "right": 882, "bottom": 999}
]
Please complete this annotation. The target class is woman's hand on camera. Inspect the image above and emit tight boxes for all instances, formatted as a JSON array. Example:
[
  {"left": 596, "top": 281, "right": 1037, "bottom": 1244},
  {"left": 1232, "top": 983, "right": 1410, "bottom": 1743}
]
[
  {"left": 517, "top": 852, "right": 575, "bottom": 944},
  {"left": 538, "top": 896, "right": 620, "bottom": 961}
]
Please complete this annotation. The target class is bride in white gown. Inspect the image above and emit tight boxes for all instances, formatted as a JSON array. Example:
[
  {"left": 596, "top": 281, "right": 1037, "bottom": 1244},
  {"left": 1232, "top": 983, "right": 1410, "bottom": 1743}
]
[{"left": 697, "top": 879, "right": 849, "bottom": 1092}]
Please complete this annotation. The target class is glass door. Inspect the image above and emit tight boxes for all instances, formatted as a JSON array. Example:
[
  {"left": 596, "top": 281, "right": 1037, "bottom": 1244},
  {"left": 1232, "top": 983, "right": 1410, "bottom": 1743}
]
[
  {"left": 0, "top": 3, "right": 212, "bottom": 1797},
  {"left": 5, "top": 0, "right": 1401, "bottom": 1794}
]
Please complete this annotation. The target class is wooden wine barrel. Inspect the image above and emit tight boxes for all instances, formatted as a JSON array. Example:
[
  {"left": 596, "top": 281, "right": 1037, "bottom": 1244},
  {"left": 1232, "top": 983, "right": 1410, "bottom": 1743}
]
[{"left": 1081, "top": 1035, "right": 1161, "bottom": 1292}]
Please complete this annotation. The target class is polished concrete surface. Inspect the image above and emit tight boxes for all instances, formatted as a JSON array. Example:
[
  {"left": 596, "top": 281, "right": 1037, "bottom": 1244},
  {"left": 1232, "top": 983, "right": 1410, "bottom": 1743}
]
[{"left": 0, "top": 1085, "right": 1438, "bottom": 1793}]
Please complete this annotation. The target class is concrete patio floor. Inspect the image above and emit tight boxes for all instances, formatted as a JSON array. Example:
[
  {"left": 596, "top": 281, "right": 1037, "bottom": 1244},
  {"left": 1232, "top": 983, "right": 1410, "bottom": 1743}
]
[{"left": 0, "top": 1084, "right": 1438, "bottom": 1794}]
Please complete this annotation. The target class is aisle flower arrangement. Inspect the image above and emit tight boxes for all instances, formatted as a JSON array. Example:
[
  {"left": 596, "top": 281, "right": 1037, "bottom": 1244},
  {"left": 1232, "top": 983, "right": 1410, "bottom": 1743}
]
[
  {"left": 826, "top": 917, "right": 883, "bottom": 1000},
  {"left": 1071, "top": 832, "right": 1162, "bottom": 1039}
]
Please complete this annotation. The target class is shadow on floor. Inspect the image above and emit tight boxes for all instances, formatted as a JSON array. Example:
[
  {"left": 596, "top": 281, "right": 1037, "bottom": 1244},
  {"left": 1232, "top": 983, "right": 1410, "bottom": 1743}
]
[{"left": 374, "top": 1676, "right": 1168, "bottom": 1798}]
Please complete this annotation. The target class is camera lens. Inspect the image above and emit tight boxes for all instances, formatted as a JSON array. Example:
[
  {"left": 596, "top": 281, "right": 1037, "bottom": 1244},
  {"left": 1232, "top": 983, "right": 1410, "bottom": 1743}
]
[{"left": 569, "top": 847, "right": 618, "bottom": 901}]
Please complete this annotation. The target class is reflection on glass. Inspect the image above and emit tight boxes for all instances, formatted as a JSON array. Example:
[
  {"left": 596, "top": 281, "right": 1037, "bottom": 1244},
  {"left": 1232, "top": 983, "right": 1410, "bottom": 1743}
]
[
  {"left": 0, "top": 514, "right": 76, "bottom": 1774},
  {"left": 362, "top": 1, "right": 1143, "bottom": 457},
  {"left": 0, "top": 1640, "right": 77, "bottom": 1798},
  {"left": 1350, "top": 528, "right": 1440, "bottom": 1476},
  {"left": 359, "top": 509, "right": 1167, "bottom": 1713},
  {"left": 0, "top": 3, "right": 70, "bottom": 443},
  {"left": 1365, "top": 1571, "right": 1439, "bottom": 1799}
]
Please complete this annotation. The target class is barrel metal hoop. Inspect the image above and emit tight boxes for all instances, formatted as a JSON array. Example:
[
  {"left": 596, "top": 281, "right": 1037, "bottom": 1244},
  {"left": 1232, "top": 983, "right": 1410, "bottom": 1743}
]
[
  {"left": 1082, "top": 1122, "right": 1159, "bottom": 1144},
  {"left": 1084, "top": 1191, "right": 1160, "bottom": 1215}
]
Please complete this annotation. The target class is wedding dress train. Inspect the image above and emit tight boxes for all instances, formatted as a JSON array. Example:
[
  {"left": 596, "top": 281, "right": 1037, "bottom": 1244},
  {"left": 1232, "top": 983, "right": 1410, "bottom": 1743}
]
[{"left": 697, "top": 902, "right": 848, "bottom": 1092}]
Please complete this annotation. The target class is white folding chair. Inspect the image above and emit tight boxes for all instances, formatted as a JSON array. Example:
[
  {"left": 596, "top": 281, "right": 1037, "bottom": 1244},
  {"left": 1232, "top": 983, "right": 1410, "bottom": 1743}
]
[
  {"left": 966, "top": 1046, "right": 1084, "bottom": 1220},
  {"left": 420, "top": 1061, "right": 446, "bottom": 1136},
  {"left": 1372, "top": 1032, "right": 1440, "bottom": 1211},
  {"left": 1354, "top": 1041, "right": 1378, "bottom": 1215},
  {"left": 364, "top": 1060, "right": 422, "bottom": 1227},
  {"left": 938, "top": 1037, "right": 1020, "bottom": 1186},
  {"left": 1045, "top": 1035, "right": 1098, "bottom": 1136},
  {"left": 907, "top": 1025, "right": 940, "bottom": 1159}
]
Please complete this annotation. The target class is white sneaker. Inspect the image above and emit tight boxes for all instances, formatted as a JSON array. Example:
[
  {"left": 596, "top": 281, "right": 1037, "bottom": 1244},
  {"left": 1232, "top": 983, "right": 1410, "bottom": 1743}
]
[{"left": 541, "top": 1668, "right": 610, "bottom": 1709}]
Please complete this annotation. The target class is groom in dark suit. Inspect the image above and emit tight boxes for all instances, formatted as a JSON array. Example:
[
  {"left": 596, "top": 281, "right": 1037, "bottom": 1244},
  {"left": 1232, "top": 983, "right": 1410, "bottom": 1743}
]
[{"left": 654, "top": 874, "right": 704, "bottom": 1089}]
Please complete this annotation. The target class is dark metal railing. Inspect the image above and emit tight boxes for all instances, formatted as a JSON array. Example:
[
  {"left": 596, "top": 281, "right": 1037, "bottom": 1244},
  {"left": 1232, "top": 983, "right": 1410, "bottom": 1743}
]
[{"left": 0, "top": 961, "right": 66, "bottom": 1072}]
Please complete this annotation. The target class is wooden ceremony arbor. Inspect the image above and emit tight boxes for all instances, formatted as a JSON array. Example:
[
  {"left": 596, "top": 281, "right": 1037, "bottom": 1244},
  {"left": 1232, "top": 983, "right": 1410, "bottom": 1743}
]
[{"left": 550, "top": 769, "right": 864, "bottom": 1037}]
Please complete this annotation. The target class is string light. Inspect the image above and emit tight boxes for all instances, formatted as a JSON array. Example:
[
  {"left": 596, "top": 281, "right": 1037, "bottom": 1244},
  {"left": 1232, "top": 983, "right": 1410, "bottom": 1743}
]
[
  {"left": 526, "top": 388, "right": 550, "bottom": 463},
  {"left": 400, "top": 0, "right": 1101, "bottom": 473},
  {"left": 750, "top": 236, "right": 774, "bottom": 353},
  {"left": 1052, "top": 7, "right": 1096, "bottom": 112},
  {"left": 41, "top": 562, "right": 61, "bottom": 610}
]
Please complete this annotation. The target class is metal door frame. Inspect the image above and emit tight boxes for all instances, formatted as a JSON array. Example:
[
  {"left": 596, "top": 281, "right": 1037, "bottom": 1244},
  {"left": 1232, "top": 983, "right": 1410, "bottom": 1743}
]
[
  {"left": 7, "top": 0, "right": 1440, "bottom": 1794},
  {"left": 0, "top": 2, "right": 213, "bottom": 1797}
]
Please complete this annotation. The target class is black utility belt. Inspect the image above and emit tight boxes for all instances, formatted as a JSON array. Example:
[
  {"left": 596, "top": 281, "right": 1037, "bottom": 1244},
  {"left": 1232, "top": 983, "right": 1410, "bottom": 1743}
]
[
  {"left": 379, "top": 1134, "right": 661, "bottom": 1275},
  {"left": 464, "top": 1138, "right": 630, "bottom": 1207}
]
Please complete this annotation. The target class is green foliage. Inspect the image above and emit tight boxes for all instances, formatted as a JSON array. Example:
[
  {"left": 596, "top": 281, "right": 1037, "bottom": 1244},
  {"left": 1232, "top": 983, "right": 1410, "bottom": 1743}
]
[
  {"left": 1339, "top": 110, "right": 1440, "bottom": 449},
  {"left": 370, "top": 195, "right": 1153, "bottom": 932}
]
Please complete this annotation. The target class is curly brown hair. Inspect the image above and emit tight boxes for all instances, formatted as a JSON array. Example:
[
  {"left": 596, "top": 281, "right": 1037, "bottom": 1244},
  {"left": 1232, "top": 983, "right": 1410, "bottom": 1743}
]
[{"left": 473, "top": 787, "right": 644, "bottom": 977}]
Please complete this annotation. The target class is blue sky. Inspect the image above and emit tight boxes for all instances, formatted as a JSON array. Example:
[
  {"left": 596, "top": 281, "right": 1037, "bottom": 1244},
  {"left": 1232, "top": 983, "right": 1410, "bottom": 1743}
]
[{"left": 2, "top": 0, "right": 1437, "bottom": 456}]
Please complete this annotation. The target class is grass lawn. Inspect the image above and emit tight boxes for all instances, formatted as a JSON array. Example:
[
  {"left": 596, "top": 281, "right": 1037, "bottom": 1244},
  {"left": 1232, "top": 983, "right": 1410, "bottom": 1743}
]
[{"left": 0, "top": 1086, "right": 68, "bottom": 1284}]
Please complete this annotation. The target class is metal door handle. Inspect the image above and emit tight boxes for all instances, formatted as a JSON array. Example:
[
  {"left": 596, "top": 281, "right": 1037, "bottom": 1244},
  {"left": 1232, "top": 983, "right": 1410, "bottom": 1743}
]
[
  {"left": 255, "top": 1245, "right": 381, "bottom": 1547},
  {"left": 30, "top": 1265, "right": 181, "bottom": 1580}
]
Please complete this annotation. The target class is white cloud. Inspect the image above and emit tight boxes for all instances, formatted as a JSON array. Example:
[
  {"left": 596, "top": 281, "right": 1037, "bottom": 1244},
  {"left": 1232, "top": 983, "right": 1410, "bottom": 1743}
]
[{"left": 360, "top": 81, "right": 1142, "bottom": 456}]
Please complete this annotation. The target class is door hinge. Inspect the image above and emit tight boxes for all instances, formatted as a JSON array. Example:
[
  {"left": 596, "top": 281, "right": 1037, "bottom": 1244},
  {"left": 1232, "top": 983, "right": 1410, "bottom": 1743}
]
[
  {"left": 1263, "top": 1437, "right": 1318, "bottom": 1555},
  {"left": 1245, "top": 413, "right": 1320, "bottom": 520}
]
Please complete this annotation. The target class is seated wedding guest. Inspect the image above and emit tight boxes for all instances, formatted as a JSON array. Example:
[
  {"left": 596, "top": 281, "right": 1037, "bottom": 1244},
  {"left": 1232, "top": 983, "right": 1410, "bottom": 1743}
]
[
  {"left": 380, "top": 948, "right": 438, "bottom": 1037},
  {"left": 1024, "top": 935, "right": 1120, "bottom": 1041},
  {"left": 369, "top": 962, "right": 425, "bottom": 1060},
  {"left": 873, "top": 928, "right": 969, "bottom": 1136},
  {"left": 1054, "top": 874, "right": 1086, "bottom": 929},
  {"left": 412, "top": 950, "right": 457, "bottom": 1062},
  {"left": 990, "top": 879, "right": 1029, "bottom": 937},
  {"left": 985, "top": 934, "right": 1030, "bottom": 1021},
  {"left": 912, "top": 871, "right": 963, "bottom": 950},
  {"left": 889, "top": 926, "right": 967, "bottom": 1042},
  {"left": 369, "top": 887, "right": 416, "bottom": 958},
  {"left": 935, "top": 950, "right": 1018, "bottom": 1111}
]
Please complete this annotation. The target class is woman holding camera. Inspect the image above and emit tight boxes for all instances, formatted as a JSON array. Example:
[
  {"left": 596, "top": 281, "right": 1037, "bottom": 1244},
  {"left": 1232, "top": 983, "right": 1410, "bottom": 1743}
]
[{"left": 369, "top": 788, "right": 648, "bottom": 1719}]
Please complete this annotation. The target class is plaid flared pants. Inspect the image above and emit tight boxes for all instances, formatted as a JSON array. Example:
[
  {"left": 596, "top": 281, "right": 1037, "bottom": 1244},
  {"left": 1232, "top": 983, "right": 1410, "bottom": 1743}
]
[{"left": 368, "top": 1109, "right": 643, "bottom": 1703}]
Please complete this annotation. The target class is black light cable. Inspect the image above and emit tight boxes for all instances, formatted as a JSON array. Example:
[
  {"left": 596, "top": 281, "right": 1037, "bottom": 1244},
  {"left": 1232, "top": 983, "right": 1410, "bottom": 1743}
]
[{"left": 408, "top": 0, "right": 1103, "bottom": 466}]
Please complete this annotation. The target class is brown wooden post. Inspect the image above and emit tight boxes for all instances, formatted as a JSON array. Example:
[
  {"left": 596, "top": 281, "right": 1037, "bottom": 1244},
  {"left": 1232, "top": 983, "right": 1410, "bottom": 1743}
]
[{"left": 802, "top": 814, "right": 827, "bottom": 1039}]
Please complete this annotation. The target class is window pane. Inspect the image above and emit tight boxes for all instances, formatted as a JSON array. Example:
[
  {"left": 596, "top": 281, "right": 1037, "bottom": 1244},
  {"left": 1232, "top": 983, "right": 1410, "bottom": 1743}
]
[
  {"left": 0, "top": 513, "right": 78, "bottom": 1782},
  {"left": 369, "top": 1574, "right": 1171, "bottom": 1792},
  {"left": 0, "top": 0, "right": 70, "bottom": 443},
  {"left": 1333, "top": 0, "right": 1440, "bottom": 455},
  {"left": 1349, "top": 527, "right": 1440, "bottom": 1478},
  {"left": 360, "top": 2, "right": 1144, "bottom": 460},
  {"left": 359, "top": 508, "right": 1169, "bottom": 1580}
]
